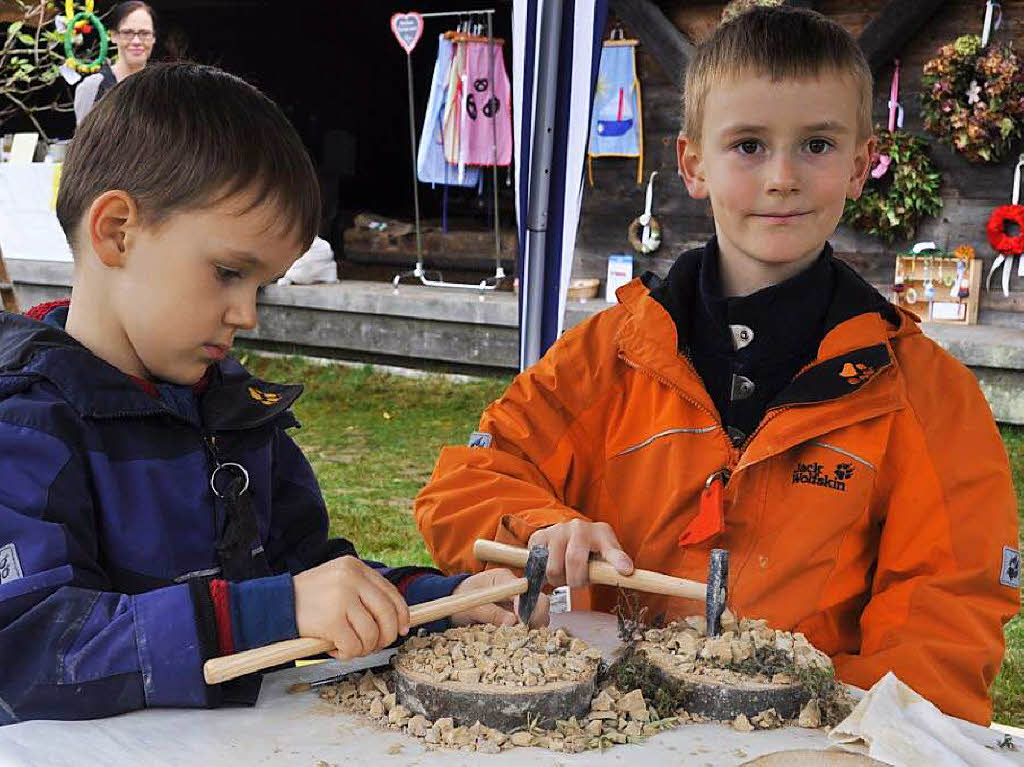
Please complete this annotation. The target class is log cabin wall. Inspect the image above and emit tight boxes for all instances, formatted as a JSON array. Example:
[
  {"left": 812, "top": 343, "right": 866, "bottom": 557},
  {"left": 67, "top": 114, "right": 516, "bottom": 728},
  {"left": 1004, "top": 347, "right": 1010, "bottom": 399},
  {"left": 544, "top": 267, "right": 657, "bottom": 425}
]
[{"left": 576, "top": 0, "right": 1024, "bottom": 329}]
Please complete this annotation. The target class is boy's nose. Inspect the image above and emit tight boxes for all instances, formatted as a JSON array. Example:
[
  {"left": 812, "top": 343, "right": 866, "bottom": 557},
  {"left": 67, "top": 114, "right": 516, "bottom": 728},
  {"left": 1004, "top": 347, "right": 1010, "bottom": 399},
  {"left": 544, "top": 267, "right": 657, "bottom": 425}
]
[
  {"left": 225, "top": 299, "right": 259, "bottom": 331},
  {"left": 766, "top": 156, "right": 799, "bottom": 195}
]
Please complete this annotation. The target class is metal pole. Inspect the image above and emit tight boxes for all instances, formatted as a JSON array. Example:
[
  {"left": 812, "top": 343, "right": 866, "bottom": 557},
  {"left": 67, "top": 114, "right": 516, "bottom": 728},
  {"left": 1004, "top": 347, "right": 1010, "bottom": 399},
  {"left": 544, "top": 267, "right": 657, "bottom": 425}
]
[
  {"left": 488, "top": 12, "right": 502, "bottom": 277},
  {"left": 405, "top": 53, "right": 423, "bottom": 267},
  {"left": 522, "top": 0, "right": 563, "bottom": 369}
]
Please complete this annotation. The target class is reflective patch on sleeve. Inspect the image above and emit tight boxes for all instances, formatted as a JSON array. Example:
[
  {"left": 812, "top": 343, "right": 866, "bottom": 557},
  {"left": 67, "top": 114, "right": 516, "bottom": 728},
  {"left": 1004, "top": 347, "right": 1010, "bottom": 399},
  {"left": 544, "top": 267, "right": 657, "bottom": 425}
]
[
  {"left": 468, "top": 432, "right": 493, "bottom": 448},
  {"left": 1001, "top": 546, "right": 1020, "bottom": 589},
  {"left": 0, "top": 543, "right": 24, "bottom": 585}
]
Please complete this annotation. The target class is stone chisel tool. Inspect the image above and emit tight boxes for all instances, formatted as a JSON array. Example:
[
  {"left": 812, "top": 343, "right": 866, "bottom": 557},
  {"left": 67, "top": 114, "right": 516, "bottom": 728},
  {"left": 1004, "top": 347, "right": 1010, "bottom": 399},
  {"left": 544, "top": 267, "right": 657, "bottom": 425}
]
[
  {"left": 473, "top": 539, "right": 732, "bottom": 636},
  {"left": 204, "top": 546, "right": 551, "bottom": 686}
]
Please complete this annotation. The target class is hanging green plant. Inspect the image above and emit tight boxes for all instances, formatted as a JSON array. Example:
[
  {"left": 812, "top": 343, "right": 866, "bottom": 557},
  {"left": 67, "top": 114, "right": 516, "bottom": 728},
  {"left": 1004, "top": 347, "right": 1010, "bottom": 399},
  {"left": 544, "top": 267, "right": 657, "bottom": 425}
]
[
  {"left": 921, "top": 34, "right": 1024, "bottom": 163},
  {"left": 721, "top": 0, "right": 783, "bottom": 24},
  {"left": 842, "top": 128, "right": 943, "bottom": 243}
]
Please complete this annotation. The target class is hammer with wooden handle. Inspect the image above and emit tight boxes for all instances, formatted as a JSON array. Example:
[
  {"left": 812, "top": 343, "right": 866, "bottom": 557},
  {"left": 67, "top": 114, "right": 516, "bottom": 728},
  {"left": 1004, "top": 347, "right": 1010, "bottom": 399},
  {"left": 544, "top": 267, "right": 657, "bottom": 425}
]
[
  {"left": 473, "top": 539, "right": 733, "bottom": 635},
  {"left": 203, "top": 546, "right": 550, "bottom": 686}
]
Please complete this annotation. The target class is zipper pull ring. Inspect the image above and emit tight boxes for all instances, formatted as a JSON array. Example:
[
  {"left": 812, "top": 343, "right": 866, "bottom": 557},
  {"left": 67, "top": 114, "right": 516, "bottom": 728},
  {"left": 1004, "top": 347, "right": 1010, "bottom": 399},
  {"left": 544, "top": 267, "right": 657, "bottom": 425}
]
[{"left": 678, "top": 470, "right": 729, "bottom": 548}]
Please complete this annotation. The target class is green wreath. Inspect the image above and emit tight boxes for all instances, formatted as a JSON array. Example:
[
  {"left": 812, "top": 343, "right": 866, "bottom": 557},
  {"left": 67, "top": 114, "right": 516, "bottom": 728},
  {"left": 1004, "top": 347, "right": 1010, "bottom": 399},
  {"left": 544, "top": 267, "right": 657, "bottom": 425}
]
[
  {"left": 921, "top": 34, "right": 1024, "bottom": 163},
  {"left": 63, "top": 1, "right": 108, "bottom": 75},
  {"left": 721, "top": 0, "right": 783, "bottom": 24},
  {"left": 842, "top": 128, "right": 943, "bottom": 243}
]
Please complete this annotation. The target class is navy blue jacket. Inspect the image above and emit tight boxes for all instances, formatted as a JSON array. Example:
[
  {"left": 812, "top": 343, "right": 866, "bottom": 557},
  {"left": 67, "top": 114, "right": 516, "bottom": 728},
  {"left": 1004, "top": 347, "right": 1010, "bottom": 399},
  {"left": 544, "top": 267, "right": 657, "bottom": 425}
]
[{"left": 0, "top": 305, "right": 461, "bottom": 724}]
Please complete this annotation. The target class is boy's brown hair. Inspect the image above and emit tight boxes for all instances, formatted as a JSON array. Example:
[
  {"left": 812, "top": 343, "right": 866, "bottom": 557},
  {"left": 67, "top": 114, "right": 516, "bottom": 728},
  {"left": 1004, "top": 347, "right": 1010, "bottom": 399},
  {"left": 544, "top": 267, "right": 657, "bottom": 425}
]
[
  {"left": 57, "top": 63, "right": 320, "bottom": 254},
  {"left": 682, "top": 6, "right": 873, "bottom": 146}
]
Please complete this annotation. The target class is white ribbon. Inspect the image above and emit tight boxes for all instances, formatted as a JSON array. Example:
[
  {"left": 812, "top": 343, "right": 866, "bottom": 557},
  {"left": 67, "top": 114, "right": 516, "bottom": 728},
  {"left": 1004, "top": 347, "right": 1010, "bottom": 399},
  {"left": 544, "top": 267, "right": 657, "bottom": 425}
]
[
  {"left": 640, "top": 171, "right": 658, "bottom": 244},
  {"left": 982, "top": 1, "right": 1003, "bottom": 48},
  {"left": 1017, "top": 153, "right": 1024, "bottom": 278}
]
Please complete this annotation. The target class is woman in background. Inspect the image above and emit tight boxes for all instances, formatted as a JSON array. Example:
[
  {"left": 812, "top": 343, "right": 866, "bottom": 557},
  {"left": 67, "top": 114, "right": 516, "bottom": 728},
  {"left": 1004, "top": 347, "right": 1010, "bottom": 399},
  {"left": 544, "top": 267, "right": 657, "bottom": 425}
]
[{"left": 73, "top": 1, "right": 156, "bottom": 125}]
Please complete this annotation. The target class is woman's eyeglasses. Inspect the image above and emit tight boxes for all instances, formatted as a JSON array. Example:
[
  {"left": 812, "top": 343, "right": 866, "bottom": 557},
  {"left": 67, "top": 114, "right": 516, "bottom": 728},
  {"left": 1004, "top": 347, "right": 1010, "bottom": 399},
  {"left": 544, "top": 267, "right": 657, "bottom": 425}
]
[{"left": 116, "top": 29, "right": 154, "bottom": 42}]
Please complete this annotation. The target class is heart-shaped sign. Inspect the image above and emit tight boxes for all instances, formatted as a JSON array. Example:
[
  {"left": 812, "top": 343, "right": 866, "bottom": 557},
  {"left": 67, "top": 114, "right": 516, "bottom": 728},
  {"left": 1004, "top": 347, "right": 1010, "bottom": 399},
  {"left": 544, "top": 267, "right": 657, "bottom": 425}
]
[{"left": 390, "top": 12, "right": 424, "bottom": 55}]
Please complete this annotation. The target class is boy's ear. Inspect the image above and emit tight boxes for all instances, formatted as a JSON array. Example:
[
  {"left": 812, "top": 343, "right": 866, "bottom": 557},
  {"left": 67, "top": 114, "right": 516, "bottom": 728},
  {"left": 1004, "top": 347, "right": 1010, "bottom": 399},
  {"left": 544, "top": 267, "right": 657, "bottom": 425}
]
[
  {"left": 677, "top": 132, "right": 709, "bottom": 199},
  {"left": 86, "top": 190, "right": 139, "bottom": 268},
  {"left": 846, "top": 135, "right": 878, "bottom": 201}
]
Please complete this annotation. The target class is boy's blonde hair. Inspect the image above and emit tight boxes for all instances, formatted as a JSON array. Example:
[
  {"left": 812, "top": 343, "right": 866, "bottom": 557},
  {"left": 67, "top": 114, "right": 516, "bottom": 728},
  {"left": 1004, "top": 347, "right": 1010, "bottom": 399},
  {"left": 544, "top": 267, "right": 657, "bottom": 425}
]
[{"left": 682, "top": 6, "right": 873, "bottom": 147}]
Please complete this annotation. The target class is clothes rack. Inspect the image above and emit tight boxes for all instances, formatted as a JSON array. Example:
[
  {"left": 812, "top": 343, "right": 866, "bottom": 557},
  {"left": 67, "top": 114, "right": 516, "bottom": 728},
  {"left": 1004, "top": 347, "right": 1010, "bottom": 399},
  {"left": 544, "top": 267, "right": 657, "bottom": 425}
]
[{"left": 392, "top": 8, "right": 508, "bottom": 294}]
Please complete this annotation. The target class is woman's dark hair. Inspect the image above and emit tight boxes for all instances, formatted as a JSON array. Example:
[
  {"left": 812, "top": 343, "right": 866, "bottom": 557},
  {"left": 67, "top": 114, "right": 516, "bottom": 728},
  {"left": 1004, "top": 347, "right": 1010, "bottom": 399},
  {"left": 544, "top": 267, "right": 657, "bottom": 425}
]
[{"left": 109, "top": 1, "right": 157, "bottom": 34}]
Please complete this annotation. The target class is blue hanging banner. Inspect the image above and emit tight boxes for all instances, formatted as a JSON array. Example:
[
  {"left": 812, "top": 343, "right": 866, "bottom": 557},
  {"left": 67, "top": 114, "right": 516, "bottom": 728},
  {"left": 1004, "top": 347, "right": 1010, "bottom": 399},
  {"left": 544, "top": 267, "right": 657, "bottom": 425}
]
[{"left": 587, "top": 37, "right": 643, "bottom": 185}]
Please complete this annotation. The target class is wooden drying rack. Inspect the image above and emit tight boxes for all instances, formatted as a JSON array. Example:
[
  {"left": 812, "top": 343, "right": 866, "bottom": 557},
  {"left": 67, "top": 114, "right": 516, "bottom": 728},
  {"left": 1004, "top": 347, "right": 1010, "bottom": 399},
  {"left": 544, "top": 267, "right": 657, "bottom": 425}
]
[
  {"left": 892, "top": 253, "right": 981, "bottom": 325},
  {"left": 442, "top": 31, "right": 504, "bottom": 45}
]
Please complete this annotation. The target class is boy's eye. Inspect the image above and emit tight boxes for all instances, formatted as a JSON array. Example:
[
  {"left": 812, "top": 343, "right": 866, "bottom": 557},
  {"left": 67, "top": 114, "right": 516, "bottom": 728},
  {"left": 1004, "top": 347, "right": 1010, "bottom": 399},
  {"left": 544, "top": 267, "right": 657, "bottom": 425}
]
[
  {"left": 736, "top": 140, "right": 761, "bottom": 155},
  {"left": 807, "top": 138, "right": 833, "bottom": 154},
  {"left": 215, "top": 265, "right": 243, "bottom": 282}
]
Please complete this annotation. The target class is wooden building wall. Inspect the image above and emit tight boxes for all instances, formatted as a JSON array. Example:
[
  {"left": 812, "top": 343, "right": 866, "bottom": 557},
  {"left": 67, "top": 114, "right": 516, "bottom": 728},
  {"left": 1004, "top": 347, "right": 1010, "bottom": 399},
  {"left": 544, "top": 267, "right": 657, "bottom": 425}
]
[{"left": 576, "top": 0, "right": 1024, "bottom": 328}]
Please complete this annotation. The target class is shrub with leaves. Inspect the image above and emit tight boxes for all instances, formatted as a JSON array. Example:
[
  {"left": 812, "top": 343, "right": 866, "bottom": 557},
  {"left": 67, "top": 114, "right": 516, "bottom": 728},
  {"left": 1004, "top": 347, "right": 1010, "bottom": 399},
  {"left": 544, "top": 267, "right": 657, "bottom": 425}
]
[
  {"left": 921, "top": 34, "right": 1024, "bottom": 163},
  {"left": 842, "top": 128, "right": 943, "bottom": 243},
  {"left": 2, "top": 1, "right": 73, "bottom": 138}
]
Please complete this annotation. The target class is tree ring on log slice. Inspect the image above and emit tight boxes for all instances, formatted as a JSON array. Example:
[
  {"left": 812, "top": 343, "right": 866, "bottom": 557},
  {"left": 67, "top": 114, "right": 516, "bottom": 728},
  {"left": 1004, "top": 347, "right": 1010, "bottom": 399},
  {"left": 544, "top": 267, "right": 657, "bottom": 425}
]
[
  {"left": 637, "top": 643, "right": 809, "bottom": 721},
  {"left": 394, "top": 658, "right": 597, "bottom": 731}
]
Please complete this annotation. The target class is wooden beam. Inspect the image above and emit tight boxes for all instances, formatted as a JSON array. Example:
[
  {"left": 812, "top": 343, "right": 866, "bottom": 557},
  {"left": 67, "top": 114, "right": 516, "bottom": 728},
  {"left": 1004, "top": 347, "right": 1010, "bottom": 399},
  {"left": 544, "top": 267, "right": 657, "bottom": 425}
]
[
  {"left": 610, "top": 0, "right": 695, "bottom": 89},
  {"left": 858, "top": 0, "right": 949, "bottom": 73}
]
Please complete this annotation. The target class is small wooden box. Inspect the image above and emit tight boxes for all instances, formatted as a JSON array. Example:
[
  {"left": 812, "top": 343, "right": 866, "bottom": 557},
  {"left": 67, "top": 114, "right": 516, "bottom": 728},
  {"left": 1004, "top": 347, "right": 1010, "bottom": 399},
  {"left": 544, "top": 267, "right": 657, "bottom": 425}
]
[{"left": 891, "top": 255, "right": 981, "bottom": 325}]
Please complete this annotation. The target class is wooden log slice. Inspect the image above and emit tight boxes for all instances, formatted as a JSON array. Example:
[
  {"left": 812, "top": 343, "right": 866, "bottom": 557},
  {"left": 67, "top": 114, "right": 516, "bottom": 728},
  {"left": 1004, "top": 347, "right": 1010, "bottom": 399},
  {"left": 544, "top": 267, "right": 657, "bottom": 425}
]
[
  {"left": 641, "top": 645, "right": 810, "bottom": 721},
  {"left": 393, "top": 659, "right": 597, "bottom": 731}
]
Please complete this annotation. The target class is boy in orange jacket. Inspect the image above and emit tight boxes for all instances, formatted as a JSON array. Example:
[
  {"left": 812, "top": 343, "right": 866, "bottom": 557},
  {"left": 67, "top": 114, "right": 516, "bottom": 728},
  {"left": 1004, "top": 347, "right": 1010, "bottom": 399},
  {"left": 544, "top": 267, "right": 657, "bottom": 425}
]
[{"left": 415, "top": 7, "right": 1020, "bottom": 724}]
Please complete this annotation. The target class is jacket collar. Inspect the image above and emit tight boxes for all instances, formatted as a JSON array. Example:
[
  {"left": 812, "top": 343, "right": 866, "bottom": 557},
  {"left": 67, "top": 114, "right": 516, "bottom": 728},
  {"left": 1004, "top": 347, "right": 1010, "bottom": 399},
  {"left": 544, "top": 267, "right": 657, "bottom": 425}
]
[
  {"left": 615, "top": 239, "right": 918, "bottom": 432},
  {"left": 0, "top": 310, "right": 301, "bottom": 428}
]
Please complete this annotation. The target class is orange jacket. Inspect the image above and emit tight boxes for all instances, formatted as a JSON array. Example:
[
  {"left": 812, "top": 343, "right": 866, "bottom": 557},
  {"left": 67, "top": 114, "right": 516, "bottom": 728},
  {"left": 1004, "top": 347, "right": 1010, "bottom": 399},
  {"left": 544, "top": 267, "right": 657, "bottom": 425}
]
[{"left": 415, "top": 259, "right": 1019, "bottom": 725}]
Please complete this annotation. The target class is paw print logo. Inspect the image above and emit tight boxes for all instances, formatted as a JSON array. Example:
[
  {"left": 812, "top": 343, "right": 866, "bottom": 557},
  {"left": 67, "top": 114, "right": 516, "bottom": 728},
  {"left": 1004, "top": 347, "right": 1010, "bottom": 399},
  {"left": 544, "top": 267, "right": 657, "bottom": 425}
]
[
  {"left": 1009, "top": 554, "right": 1020, "bottom": 583},
  {"left": 248, "top": 386, "right": 281, "bottom": 406},
  {"left": 834, "top": 463, "right": 855, "bottom": 481},
  {"left": 839, "top": 362, "right": 875, "bottom": 386}
]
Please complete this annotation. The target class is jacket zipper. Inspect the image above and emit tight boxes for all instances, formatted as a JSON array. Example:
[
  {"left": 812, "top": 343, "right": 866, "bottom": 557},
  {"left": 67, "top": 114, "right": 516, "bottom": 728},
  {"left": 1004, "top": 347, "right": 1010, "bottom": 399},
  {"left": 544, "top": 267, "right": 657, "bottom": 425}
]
[{"left": 618, "top": 350, "right": 737, "bottom": 470}]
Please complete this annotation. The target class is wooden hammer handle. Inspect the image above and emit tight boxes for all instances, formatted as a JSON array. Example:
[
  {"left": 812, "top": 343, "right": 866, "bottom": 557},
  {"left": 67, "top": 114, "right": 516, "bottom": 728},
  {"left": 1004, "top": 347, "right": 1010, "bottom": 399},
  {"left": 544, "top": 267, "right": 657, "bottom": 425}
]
[
  {"left": 202, "top": 578, "right": 529, "bottom": 685},
  {"left": 474, "top": 539, "right": 708, "bottom": 602}
]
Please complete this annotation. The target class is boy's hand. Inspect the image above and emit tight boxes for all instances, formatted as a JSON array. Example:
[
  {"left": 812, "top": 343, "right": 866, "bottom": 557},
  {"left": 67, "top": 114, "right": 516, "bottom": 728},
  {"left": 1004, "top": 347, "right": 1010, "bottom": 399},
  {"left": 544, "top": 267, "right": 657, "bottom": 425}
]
[
  {"left": 450, "top": 568, "right": 550, "bottom": 628},
  {"left": 293, "top": 556, "right": 410, "bottom": 660},
  {"left": 528, "top": 519, "right": 633, "bottom": 588}
]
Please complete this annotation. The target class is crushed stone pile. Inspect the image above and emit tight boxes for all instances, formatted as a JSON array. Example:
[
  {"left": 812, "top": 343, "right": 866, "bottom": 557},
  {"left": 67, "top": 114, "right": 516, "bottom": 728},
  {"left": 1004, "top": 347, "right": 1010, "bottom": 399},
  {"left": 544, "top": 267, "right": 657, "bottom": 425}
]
[{"left": 317, "top": 620, "right": 848, "bottom": 753}]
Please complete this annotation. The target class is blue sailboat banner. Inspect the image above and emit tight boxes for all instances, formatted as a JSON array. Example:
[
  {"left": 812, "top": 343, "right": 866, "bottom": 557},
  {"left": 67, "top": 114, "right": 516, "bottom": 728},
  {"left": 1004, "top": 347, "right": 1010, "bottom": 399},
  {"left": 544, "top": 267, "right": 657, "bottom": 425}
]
[{"left": 587, "top": 38, "right": 643, "bottom": 184}]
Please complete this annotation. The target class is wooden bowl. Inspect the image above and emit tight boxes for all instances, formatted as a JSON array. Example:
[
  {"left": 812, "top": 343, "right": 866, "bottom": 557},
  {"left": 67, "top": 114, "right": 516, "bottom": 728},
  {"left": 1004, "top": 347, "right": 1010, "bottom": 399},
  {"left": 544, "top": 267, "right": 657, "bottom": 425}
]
[{"left": 566, "top": 278, "right": 601, "bottom": 300}]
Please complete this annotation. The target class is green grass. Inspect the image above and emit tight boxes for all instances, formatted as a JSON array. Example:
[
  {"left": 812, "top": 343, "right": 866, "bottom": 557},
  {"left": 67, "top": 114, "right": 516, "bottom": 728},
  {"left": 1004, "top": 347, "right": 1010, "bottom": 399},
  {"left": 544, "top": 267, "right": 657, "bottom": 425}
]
[
  {"left": 993, "top": 424, "right": 1024, "bottom": 726},
  {"left": 244, "top": 354, "right": 509, "bottom": 566},
  {"left": 244, "top": 354, "right": 1024, "bottom": 725}
]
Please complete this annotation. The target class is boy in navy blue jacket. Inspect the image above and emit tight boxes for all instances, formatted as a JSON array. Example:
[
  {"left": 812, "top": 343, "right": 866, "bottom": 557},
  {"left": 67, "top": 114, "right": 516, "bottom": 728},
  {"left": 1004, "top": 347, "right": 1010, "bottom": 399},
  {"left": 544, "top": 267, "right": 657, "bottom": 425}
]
[{"left": 0, "top": 63, "right": 543, "bottom": 724}]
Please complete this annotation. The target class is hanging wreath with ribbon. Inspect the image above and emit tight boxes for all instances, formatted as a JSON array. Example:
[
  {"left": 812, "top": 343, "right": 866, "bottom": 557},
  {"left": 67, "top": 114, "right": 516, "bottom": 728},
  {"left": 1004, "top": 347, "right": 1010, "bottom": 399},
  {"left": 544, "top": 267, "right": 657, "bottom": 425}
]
[
  {"left": 843, "top": 129, "right": 943, "bottom": 243},
  {"left": 627, "top": 171, "right": 661, "bottom": 254},
  {"left": 844, "top": 61, "right": 943, "bottom": 243},
  {"left": 63, "top": 0, "right": 108, "bottom": 75},
  {"left": 985, "top": 154, "right": 1024, "bottom": 296},
  {"left": 921, "top": 4, "right": 1024, "bottom": 163}
]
